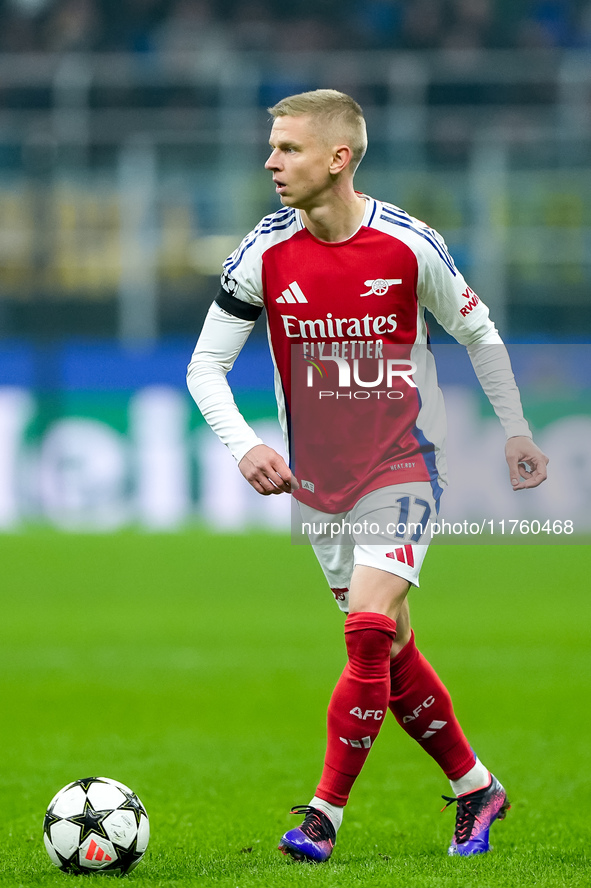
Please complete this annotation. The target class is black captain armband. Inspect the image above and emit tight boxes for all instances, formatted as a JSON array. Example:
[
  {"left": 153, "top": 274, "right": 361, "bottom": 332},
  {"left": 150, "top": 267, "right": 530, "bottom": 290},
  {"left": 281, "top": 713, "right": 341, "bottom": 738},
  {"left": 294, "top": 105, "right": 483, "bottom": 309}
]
[{"left": 215, "top": 286, "right": 264, "bottom": 322}]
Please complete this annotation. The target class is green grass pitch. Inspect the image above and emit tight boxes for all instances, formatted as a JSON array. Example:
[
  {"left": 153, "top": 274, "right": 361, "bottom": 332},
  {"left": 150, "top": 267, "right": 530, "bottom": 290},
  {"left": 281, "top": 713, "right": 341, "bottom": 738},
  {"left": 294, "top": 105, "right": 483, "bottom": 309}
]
[{"left": 0, "top": 531, "right": 589, "bottom": 887}]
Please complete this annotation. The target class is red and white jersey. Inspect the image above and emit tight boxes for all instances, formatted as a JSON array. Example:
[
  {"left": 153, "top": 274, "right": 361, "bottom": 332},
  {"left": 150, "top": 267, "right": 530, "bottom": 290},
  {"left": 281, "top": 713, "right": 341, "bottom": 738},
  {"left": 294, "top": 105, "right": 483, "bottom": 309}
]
[{"left": 214, "top": 196, "right": 501, "bottom": 513}]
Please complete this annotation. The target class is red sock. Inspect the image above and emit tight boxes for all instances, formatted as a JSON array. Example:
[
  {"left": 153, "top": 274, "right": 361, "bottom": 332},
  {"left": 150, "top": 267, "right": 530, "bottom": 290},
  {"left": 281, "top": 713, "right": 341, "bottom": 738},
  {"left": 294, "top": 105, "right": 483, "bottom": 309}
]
[
  {"left": 316, "top": 612, "right": 397, "bottom": 806},
  {"left": 388, "top": 631, "right": 475, "bottom": 780}
]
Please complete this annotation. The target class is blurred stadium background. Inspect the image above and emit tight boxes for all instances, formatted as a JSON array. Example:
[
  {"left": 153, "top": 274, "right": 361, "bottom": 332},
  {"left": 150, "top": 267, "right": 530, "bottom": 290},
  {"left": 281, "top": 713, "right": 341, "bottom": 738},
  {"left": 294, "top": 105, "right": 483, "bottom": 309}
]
[{"left": 0, "top": 0, "right": 590, "bottom": 533}]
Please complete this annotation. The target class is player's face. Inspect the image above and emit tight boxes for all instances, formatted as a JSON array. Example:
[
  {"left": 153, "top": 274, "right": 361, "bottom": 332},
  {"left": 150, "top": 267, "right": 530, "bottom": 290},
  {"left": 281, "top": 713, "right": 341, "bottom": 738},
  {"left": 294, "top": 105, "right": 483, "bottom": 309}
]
[{"left": 265, "top": 114, "right": 336, "bottom": 210}]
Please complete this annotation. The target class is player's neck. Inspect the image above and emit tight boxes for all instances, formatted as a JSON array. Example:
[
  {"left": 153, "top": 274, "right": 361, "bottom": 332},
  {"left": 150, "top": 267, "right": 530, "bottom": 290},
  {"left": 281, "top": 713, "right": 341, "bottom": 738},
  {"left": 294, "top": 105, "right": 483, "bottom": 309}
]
[{"left": 301, "top": 191, "right": 366, "bottom": 243}]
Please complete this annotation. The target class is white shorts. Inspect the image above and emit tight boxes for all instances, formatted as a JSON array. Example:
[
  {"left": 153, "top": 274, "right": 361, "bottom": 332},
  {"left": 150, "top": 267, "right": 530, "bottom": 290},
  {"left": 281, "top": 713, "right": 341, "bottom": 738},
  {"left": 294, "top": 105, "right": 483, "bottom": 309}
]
[{"left": 296, "top": 482, "right": 439, "bottom": 613}]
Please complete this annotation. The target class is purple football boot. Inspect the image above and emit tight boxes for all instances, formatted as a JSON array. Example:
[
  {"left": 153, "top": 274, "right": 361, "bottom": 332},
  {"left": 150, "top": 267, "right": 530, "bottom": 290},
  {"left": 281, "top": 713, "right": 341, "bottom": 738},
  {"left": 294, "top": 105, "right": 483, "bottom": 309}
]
[
  {"left": 443, "top": 773, "right": 510, "bottom": 856},
  {"left": 278, "top": 805, "right": 336, "bottom": 863}
]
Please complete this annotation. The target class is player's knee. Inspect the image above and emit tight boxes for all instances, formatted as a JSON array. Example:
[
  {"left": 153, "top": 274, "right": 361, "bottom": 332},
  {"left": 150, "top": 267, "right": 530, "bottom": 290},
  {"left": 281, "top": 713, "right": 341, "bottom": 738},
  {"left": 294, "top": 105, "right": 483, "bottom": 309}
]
[
  {"left": 348, "top": 566, "right": 410, "bottom": 622},
  {"left": 346, "top": 627, "right": 388, "bottom": 663},
  {"left": 344, "top": 613, "right": 397, "bottom": 666}
]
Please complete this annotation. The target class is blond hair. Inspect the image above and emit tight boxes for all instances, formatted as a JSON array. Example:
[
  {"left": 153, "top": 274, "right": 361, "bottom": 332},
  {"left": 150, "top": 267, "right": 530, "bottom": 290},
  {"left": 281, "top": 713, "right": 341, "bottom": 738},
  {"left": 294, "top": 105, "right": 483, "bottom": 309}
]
[{"left": 268, "top": 89, "right": 368, "bottom": 172}]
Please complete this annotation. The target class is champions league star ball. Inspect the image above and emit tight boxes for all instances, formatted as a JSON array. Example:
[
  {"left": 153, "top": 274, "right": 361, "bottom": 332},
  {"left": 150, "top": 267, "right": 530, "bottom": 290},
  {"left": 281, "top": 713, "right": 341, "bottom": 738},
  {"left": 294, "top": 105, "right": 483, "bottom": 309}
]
[{"left": 43, "top": 777, "right": 149, "bottom": 875}]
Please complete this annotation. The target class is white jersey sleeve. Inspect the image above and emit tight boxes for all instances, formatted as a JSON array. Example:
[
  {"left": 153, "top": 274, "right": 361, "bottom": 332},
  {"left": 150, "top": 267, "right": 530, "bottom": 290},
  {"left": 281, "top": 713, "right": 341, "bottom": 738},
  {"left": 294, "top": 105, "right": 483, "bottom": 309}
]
[
  {"left": 416, "top": 228, "right": 497, "bottom": 346},
  {"left": 187, "top": 303, "right": 263, "bottom": 463},
  {"left": 467, "top": 343, "right": 532, "bottom": 439},
  {"left": 415, "top": 227, "right": 531, "bottom": 439},
  {"left": 187, "top": 209, "right": 299, "bottom": 463}
]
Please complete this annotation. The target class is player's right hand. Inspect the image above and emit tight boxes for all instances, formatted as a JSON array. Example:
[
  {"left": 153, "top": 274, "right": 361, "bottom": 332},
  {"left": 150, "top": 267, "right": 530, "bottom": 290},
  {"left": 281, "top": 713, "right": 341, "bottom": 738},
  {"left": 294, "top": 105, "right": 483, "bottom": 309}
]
[{"left": 238, "top": 444, "right": 299, "bottom": 496}]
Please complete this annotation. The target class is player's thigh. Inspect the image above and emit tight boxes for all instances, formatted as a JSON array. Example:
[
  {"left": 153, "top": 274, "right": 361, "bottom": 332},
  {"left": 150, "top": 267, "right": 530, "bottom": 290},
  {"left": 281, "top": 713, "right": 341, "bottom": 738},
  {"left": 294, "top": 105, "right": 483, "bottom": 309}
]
[
  {"left": 297, "top": 482, "right": 437, "bottom": 616},
  {"left": 350, "top": 481, "right": 436, "bottom": 589},
  {"left": 348, "top": 564, "right": 410, "bottom": 622},
  {"left": 346, "top": 481, "right": 436, "bottom": 620}
]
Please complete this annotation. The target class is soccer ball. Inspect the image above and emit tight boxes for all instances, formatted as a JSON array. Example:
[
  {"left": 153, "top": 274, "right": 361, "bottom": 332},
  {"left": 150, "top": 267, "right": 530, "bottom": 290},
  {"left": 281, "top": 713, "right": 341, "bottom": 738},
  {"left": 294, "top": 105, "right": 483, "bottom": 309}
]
[{"left": 43, "top": 777, "right": 149, "bottom": 875}]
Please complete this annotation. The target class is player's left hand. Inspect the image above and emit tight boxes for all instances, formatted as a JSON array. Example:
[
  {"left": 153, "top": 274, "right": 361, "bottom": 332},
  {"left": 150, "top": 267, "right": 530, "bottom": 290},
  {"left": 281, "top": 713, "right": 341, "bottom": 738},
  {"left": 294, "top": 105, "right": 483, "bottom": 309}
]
[{"left": 505, "top": 436, "right": 549, "bottom": 490}]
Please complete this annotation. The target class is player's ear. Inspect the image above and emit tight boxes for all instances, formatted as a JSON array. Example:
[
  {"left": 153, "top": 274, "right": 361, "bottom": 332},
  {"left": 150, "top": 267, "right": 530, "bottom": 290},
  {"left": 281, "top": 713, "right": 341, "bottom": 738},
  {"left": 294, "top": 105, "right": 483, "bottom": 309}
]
[{"left": 329, "top": 144, "right": 353, "bottom": 175}]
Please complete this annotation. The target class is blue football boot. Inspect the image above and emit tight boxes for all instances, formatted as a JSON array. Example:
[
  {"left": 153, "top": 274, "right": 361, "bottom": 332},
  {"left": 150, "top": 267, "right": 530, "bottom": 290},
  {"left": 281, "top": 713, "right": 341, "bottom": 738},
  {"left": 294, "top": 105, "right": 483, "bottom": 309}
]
[
  {"left": 443, "top": 773, "right": 510, "bottom": 856},
  {"left": 278, "top": 805, "right": 336, "bottom": 863}
]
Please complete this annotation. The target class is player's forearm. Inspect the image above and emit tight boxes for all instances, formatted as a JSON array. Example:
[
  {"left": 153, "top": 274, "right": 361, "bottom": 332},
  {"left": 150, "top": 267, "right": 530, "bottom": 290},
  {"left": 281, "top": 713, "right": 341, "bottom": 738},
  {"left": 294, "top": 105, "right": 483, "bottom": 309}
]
[
  {"left": 187, "top": 304, "right": 263, "bottom": 462},
  {"left": 189, "top": 365, "right": 263, "bottom": 462},
  {"left": 467, "top": 341, "right": 532, "bottom": 440}
]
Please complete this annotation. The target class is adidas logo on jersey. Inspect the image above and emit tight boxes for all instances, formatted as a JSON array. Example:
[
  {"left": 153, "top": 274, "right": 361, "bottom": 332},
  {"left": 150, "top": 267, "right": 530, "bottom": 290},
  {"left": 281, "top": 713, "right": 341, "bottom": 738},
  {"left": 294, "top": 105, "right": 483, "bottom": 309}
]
[{"left": 277, "top": 281, "right": 308, "bottom": 304}]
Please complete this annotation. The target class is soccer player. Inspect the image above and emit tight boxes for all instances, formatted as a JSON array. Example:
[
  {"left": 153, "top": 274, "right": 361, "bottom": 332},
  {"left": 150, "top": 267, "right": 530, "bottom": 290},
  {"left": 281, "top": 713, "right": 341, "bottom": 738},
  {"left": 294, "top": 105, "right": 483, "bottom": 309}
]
[{"left": 187, "top": 89, "right": 548, "bottom": 861}]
